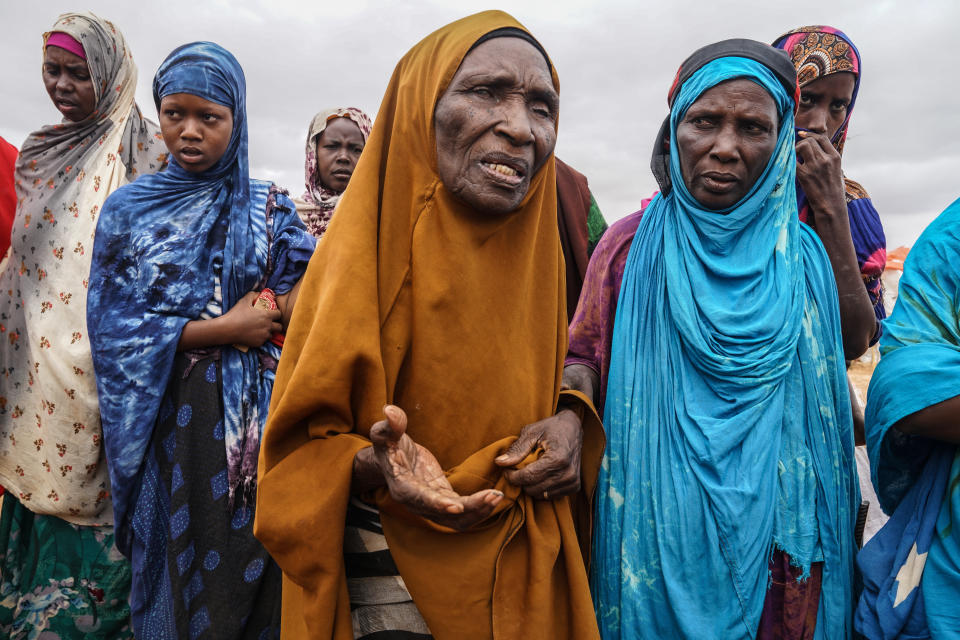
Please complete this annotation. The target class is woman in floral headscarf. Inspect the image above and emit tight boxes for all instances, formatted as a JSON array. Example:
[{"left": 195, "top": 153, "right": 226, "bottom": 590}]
[
  {"left": 773, "top": 26, "right": 886, "bottom": 356},
  {"left": 0, "top": 11, "right": 164, "bottom": 638},
  {"left": 293, "top": 107, "right": 372, "bottom": 238}
]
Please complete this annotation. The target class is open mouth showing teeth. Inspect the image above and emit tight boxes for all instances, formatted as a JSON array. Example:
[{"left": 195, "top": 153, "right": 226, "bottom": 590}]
[{"left": 483, "top": 162, "right": 521, "bottom": 177}]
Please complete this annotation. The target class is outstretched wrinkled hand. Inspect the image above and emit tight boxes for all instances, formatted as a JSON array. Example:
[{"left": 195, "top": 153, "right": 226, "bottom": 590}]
[
  {"left": 495, "top": 409, "right": 583, "bottom": 500},
  {"left": 366, "top": 405, "right": 503, "bottom": 531}
]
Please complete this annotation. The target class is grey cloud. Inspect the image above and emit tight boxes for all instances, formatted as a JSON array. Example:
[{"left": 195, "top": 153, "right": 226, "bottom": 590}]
[{"left": 2, "top": 0, "right": 956, "bottom": 248}]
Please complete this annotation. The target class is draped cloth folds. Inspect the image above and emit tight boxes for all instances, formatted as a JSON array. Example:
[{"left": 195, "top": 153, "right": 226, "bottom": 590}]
[
  {"left": 855, "top": 197, "right": 960, "bottom": 639},
  {"left": 556, "top": 158, "right": 592, "bottom": 322},
  {"left": 0, "top": 11, "right": 165, "bottom": 525},
  {"left": 254, "top": 10, "right": 602, "bottom": 640},
  {"left": 591, "top": 51, "right": 858, "bottom": 640}
]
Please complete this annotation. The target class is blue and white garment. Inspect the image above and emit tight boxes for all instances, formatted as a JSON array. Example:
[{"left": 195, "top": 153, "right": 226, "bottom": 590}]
[
  {"left": 856, "top": 197, "right": 960, "bottom": 639},
  {"left": 87, "top": 41, "right": 315, "bottom": 552},
  {"left": 590, "top": 56, "right": 858, "bottom": 639}
]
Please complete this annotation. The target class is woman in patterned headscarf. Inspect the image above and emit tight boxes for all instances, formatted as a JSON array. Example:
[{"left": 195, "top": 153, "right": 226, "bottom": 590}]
[
  {"left": 294, "top": 107, "right": 372, "bottom": 238},
  {"left": 773, "top": 26, "right": 886, "bottom": 357},
  {"left": 0, "top": 12, "right": 164, "bottom": 638}
]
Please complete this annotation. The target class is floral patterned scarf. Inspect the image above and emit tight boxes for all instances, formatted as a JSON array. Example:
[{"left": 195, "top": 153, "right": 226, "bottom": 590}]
[
  {"left": 0, "top": 12, "right": 165, "bottom": 526},
  {"left": 293, "top": 107, "right": 372, "bottom": 238}
]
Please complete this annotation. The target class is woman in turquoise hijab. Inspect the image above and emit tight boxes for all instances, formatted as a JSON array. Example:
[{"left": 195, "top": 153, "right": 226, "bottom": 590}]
[{"left": 567, "top": 39, "right": 859, "bottom": 639}]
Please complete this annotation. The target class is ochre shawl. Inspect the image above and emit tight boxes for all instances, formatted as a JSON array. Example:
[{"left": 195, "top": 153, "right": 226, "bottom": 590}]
[{"left": 254, "top": 10, "right": 602, "bottom": 640}]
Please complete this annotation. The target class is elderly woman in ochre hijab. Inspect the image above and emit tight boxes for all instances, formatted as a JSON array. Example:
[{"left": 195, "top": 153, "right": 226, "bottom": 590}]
[
  {"left": 294, "top": 107, "right": 372, "bottom": 238},
  {"left": 255, "top": 11, "right": 603, "bottom": 640},
  {"left": 566, "top": 40, "right": 859, "bottom": 639}
]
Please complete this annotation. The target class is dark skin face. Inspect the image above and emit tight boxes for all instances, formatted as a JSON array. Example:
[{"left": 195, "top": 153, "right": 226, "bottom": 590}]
[
  {"left": 795, "top": 71, "right": 855, "bottom": 139},
  {"left": 676, "top": 78, "right": 779, "bottom": 210},
  {"left": 158, "top": 93, "right": 233, "bottom": 174},
  {"left": 314, "top": 116, "right": 365, "bottom": 193},
  {"left": 434, "top": 37, "right": 558, "bottom": 215},
  {"left": 43, "top": 46, "right": 97, "bottom": 122}
]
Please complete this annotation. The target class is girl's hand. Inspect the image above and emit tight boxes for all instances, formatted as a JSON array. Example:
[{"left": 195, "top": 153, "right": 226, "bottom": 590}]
[
  {"left": 796, "top": 130, "right": 846, "bottom": 223},
  {"left": 222, "top": 291, "right": 282, "bottom": 348}
]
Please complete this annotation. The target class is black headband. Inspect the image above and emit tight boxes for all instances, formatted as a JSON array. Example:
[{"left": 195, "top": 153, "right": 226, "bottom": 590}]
[
  {"left": 651, "top": 39, "right": 798, "bottom": 194},
  {"left": 468, "top": 27, "right": 552, "bottom": 70}
]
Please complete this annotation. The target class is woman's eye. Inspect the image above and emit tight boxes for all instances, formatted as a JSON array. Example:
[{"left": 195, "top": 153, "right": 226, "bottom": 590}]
[
  {"left": 350, "top": 145, "right": 364, "bottom": 154},
  {"left": 203, "top": 113, "right": 219, "bottom": 122},
  {"left": 531, "top": 103, "right": 552, "bottom": 118},
  {"left": 830, "top": 101, "right": 848, "bottom": 113},
  {"left": 471, "top": 86, "right": 493, "bottom": 98},
  {"left": 799, "top": 94, "right": 812, "bottom": 105}
]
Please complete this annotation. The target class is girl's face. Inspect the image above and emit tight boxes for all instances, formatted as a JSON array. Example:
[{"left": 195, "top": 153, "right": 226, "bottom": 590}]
[
  {"left": 159, "top": 93, "right": 233, "bottom": 173},
  {"left": 314, "top": 117, "right": 365, "bottom": 193}
]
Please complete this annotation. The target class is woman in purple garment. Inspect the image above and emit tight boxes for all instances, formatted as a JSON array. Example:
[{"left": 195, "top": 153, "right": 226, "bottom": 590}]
[{"left": 773, "top": 26, "right": 887, "bottom": 349}]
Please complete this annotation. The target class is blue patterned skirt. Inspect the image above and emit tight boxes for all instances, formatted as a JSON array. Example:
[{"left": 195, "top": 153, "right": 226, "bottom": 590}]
[{"left": 127, "top": 351, "right": 281, "bottom": 639}]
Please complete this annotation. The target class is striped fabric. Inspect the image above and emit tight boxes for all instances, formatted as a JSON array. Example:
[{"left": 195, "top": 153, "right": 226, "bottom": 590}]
[{"left": 344, "top": 498, "right": 433, "bottom": 639}]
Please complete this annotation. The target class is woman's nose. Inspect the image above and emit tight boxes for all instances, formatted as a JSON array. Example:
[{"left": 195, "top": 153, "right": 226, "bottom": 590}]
[
  {"left": 710, "top": 126, "right": 740, "bottom": 161},
  {"left": 55, "top": 73, "right": 73, "bottom": 93},
  {"left": 494, "top": 99, "right": 535, "bottom": 146}
]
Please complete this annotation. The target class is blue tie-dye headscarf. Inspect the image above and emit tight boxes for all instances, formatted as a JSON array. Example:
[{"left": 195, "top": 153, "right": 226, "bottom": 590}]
[
  {"left": 88, "top": 42, "right": 314, "bottom": 547},
  {"left": 591, "top": 54, "right": 859, "bottom": 639}
]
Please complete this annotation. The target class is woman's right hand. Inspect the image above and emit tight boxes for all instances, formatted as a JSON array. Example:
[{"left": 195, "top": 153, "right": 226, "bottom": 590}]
[
  {"left": 222, "top": 291, "right": 282, "bottom": 348},
  {"left": 352, "top": 405, "right": 503, "bottom": 531}
]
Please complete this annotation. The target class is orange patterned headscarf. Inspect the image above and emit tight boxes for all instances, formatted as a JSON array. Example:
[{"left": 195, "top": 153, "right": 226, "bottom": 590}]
[{"left": 773, "top": 25, "right": 861, "bottom": 154}]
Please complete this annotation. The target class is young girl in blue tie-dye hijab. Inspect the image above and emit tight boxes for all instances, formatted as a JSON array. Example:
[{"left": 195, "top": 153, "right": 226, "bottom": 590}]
[{"left": 87, "top": 42, "right": 315, "bottom": 638}]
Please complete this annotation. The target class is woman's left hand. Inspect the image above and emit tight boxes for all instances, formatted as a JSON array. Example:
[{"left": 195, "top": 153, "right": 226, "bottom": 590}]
[
  {"left": 795, "top": 130, "right": 847, "bottom": 220},
  {"left": 494, "top": 409, "right": 583, "bottom": 500}
]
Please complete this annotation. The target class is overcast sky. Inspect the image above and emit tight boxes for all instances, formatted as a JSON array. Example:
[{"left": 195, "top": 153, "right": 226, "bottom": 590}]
[{"left": 2, "top": 0, "right": 957, "bottom": 249}]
